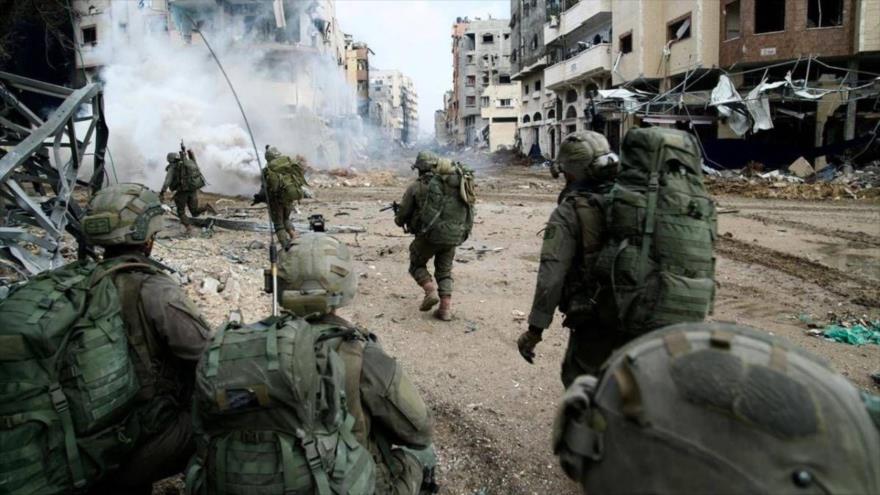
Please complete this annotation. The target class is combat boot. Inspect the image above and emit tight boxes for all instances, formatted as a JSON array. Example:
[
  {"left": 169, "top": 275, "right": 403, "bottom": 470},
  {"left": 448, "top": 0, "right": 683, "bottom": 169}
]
[
  {"left": 419, "top": 281, "right": 440, "bottom": 311},
  {"left": 205, "top": 202, "right": 218, "bottom": 215},
  {"left": 433, "top": 295, "right": 452, "bottom": 321}
]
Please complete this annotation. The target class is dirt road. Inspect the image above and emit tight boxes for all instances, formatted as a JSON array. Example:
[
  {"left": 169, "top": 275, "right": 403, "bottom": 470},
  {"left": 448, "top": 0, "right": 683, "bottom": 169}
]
[{"left": 153, "top": 165, "right": 880, "bottom": 494}]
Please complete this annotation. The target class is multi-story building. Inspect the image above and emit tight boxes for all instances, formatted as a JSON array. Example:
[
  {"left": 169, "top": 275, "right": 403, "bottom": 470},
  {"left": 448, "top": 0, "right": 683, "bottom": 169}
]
[
  {"left": 543, "top": 0, "right": 614, "bottom": 145},
  {"left": 510, "top": 0, "right": 556, "bottom": 158},
  {"left": 480, "top": 82, "right": 522, "bottom": 151},
  {"left": 449, "top": 17, "right": 513, "bottom": 147},
  {"left": 370, "top": 69, "right": 419, "bottom": 145},
  {"left": 344, "top": 36, "right": 372, "bottom": 120}
]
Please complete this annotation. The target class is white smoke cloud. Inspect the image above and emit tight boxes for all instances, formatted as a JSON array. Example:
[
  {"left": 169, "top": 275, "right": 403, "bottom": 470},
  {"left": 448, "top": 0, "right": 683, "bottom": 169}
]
[{"left": 93, "top": 2, "right": 363, "bottom": 196}]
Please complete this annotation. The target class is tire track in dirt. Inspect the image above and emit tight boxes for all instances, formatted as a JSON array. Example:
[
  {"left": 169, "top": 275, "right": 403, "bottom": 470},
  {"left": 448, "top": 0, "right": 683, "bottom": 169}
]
[
  {"left": 716, "top": 237, "right": 880, "bottom": 308},
  {"left": 742, "top": 213, "right": 880, "bottom": 246}
]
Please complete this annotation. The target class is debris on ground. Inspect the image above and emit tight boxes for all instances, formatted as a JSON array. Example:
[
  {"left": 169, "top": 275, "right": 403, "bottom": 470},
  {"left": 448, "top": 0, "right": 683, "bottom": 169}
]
[
  {"left": 822, "top": 323, "right": 880, "bottom": 346},
  {"left": 706, "top": 160, "right": 880, "bottom": 201}
]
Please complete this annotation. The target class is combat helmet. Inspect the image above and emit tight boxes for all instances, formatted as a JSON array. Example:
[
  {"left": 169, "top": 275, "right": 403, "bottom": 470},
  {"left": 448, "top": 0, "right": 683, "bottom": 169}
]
[
  {"left": 553, "top": 322, "right": 880, "bottom": 495},
  {"left": 82, "top": 183, "right": 165, "bottom": 246},
  {"left": 412, "top": 151, "right": 439, "bottom": 174},
  {"left": 265, "top": 146, "right": 282, "bottom": 162},
  {"left": 277, "top": 233, "right": 357, "bottom": 317},
  {"left": 557, "top": 131, "right": 619, "bottom": 183},
  {"left": 166, "top": 152, "right": 179, "bottom": 162}
]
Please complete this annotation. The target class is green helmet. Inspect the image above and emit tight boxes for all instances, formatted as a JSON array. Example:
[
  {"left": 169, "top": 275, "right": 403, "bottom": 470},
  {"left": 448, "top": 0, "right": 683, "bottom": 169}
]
[
  {"left": 277, "top": 233, "right": 357, "bottom": 317},
  {"left": 82, "top": 183, "right": 165, "bottom": 246},
  {"left": 557, "top": 131, "right": 619, "bottom": 183},
  {"left": 554, "top": 322, "right": 880, "bottom": 494},
  {"left": 166, "top": 152, "right": 179, "bottom": 163},
  {"left": 265, "top": 146, "right": 282, "bottom": 162},
  {"left": 412, "top": 151, "right": 439, "bottom": 173}
]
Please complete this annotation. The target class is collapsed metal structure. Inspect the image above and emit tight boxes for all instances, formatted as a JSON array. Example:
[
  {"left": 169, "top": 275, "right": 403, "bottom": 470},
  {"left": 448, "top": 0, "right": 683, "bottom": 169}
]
[{"left": 0, "top": 71, "right": 108, "bottom": 278}]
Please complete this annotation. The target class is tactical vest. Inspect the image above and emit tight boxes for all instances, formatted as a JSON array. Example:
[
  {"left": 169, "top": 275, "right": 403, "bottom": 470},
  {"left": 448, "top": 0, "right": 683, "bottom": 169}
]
[
  {"left": 592, "top": 128, "right": 716, "bottom": 334},
  {"left": 265, "top": 156, "right": 307, "bottom": 205},
  {"left": 186, "top": 317, "right": 375, "bottom": 495},
  {"left": 0, "top": 257, "right": 160, "bottom": 494},
  {"left": 417, "top": 161, "right": 475, "bottom": 246}
]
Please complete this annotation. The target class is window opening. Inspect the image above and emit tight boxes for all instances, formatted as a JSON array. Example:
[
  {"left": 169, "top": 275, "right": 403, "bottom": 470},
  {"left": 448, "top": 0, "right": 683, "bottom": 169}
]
[
  {"left": 755, "top": 0, "right": 785, "bottom": 33},
  {"left": 807, "top": 0, "right": 843, "bottom": 28},
  {"left": 620, "top": 32, "right": 632, "bottom": 54},
  {"left": 725, "top": 1, "right": 741, "bottom": 40}
]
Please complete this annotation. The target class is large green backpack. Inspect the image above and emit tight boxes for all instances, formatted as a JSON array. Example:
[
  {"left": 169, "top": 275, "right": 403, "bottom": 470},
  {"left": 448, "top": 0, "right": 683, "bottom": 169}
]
[
  {"left": 593, "top": 128, "right": 717, "bottom": 334},
  {"left": 177, "top": 157, "right": 206, "bottom": 192},
  {"left": 265, "top": 156, "right": 307, "bottom": 204},
  {"left": 418, "top": 160, "right": 475, "bottom": 246},
  {"left": 0, "top": 259, "right": 153, "bottom": 494},
  {"left": 186, "top": 317, "right": 375, "bottom": 495}
]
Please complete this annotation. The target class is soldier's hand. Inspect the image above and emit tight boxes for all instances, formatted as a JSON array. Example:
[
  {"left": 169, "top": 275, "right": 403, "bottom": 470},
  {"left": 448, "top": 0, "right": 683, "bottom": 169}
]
[
  {"left": 159, "top": 190, "right": 167, "bottom": 202},
  {"left": 517, "top": 326, "right": 543, "bottom": 364}
]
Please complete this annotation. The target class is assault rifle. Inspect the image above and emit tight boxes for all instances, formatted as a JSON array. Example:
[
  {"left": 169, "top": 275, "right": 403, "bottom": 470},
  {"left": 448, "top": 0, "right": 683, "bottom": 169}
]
[{"left": 380, "top": 201, "right": 400, "bottom": 213}]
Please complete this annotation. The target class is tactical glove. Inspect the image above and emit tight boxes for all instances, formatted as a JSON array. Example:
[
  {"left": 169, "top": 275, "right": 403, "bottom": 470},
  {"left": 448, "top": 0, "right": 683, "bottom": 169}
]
[{"left": 517, "top": 325, "right": 544, "bottom": 364}]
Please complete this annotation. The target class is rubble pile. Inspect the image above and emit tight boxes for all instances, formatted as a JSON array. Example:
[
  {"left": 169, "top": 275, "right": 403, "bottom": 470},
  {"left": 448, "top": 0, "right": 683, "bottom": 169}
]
[
  {"left": 706, "top": 160, "right": 880, "bottom": 201},
  {"left": 308, "top": 169, "right": 404, "bottom": 189}
]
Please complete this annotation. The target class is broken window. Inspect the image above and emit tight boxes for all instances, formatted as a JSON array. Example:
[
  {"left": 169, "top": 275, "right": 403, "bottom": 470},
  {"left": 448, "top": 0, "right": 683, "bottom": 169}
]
[
  {"left": 533, "top": 112, "right": 542, "bottom": 121},
  {"left": 522, "top": 115, "right": 531, "bottom": 123},
  {"left": 755, "top": 0, "right": 785, "bottom": 33},
  {"left": 808, "top": 0, "right": 843, "bottom": 28},
  {"left": 567, "top": 124, "right": 577, "bottom": 134},
  {"left": 667, "top": 14, "right": 692, "bottom": 42},
  {"left": 512, "top": 49, "right": 518, "bottom": 62},
  {"left": 483, "top": 33, "right": 494, "bottom": 44},
  {"left": 724, "top": 0, "right": 741, "bottom": 40},
  {"left": 565, "top": 89, "right": 578, "bottom": 103},
  {"left": 481, "top": 96, "right": 490, "bottom": 107},
  {"left": 531, "top": 34, "right": 539, "bottom": 50},
  {"left": 466, "top": 75, "right": 476, "bottom": 86},
  {"left": 524, "top": 83, "right": 530, "bottom": 94},
  {"left": 504, "top": 33, "right": 510, "bottom": 40},
  {"left": 467, "top": 54, "right": 474, "bottom": 64},
  {"left": 482, "top": 75, "right": 490, "bottom": 84},
  {"left": 466, "top": 96, "right": 476, "bottom": 107},
  {"left": 499, "top": 75, "right": 511, "bottom": 84},
  {"left": 565, "top": 105, "right": 577, "bottom": 119},
  {"left": 620, "top": 32, "right": 632, "bottom": 54},
  {"left": 82, "top": 26, "right": 97, "bottom": 45},
  {"left": 548, "top": 109, "right": 556, "bottom": 119},
  {"left": 500, "top": 98, "right": 512, "bottom": 107}
]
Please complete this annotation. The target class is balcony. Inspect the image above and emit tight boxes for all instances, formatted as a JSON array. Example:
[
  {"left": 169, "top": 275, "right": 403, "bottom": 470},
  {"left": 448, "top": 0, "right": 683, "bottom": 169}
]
[
  {"left": 544, "top": 43, "right": 611, "bottom": 90},
  {"left": 544, "top": 0, "right": 611, "bottom": 45}
]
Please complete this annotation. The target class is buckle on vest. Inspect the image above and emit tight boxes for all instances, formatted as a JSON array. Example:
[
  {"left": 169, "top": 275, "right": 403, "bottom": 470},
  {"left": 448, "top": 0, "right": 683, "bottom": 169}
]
[{"left": 49, "top": 384, "right": 69, "bottom": 413}]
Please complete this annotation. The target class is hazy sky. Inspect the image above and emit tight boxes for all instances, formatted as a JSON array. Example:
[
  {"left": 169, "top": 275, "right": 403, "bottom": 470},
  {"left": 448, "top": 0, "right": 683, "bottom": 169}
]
[{"left": 336, "top": 0, "right": 510, "bottom": 137}]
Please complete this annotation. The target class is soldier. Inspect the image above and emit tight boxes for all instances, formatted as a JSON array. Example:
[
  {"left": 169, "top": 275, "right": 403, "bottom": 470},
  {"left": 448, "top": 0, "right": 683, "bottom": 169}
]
[
  {"left": 517, "top": 128, "right": 717, "bottom": 388},
  {"left": 159, "top": 148, "right": 214, "bottom": 232},
  {"left": 187, "top": 233, "right": 437, "bottom": 494},
  {"left": 0, "top": 183, "right": 211, "bottom": 494},
  {"left": 553, "top": 322, "right": 880, "bottom": 494},
  {"left": 257, "top": 146, "right": 308, "bottom": 248},
  {"left": 395, "top": 151, "right": 475, "bottom": 321}
]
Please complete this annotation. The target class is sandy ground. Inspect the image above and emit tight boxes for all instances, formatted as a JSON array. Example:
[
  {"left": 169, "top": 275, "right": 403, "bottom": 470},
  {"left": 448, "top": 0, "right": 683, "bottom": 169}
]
[{"left": 149, "top": 164, "right": 880, "bottom": 494}]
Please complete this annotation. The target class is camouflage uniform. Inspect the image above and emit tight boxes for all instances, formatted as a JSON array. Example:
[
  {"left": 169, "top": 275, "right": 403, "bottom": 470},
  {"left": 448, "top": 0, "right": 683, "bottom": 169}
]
[
  {"left": 83, "top": 184, "right": 212, "bottom": 494},
  {"left": 519, "top": 132, "right": 623, "bottom": 387},
  {"left": 160, "top": 152, "right": 211, "bottom": 227},
  {"left": 263, "top": 146, "right": 301, "bottom": 247},
  {"left": 395, "top": 152, "right": 455, "bottom": 317},
  {"left": 320, "top": 313, "right": 435, "bottom": 494}
]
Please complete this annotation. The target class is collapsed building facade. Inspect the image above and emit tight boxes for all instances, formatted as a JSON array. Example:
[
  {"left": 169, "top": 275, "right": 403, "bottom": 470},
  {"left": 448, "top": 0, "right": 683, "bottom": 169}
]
[
  {"left": 441, "top": 0, "right": 880, "bottom": 170},
  {"left": 369, "top": 70, "right": 419, "bottom": 145}
]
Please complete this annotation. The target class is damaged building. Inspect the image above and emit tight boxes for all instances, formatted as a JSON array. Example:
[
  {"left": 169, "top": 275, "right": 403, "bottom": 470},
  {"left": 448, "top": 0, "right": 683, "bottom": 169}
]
[
  {"left": 448, "top": 17, "right": 514, "bottom": 148},
  {"left": 369, "top": 70, "right": 419, "bottom": 145}
]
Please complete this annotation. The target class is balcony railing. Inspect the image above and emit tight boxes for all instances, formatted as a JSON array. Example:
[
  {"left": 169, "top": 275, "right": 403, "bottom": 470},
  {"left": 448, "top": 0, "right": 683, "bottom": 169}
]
[
  {"left": 544, "top": 0, "right": 611, "bottom": 45},
  {"left": 544, "top": 43, "right": 611, "bottom": 90}
]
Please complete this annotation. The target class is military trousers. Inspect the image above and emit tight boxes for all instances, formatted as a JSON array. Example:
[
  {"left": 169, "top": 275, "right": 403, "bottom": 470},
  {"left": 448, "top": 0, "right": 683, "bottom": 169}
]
[
  {"left": 561, "top": 327, "right": 633, "bottom": 389},
  {"left": 173, "top": 191, "right": 209, "bottom": 226},
  {"left": 89, "top": 410, "right": 194, "bottom": 494},
  {"left": 268, "top": 198, "right": 294, "bottom": 246},
  {"left": 408, "top": 236, "right": 455, "bottom": 296},
  {"left": 376, "top": 444, "right": 436, "bottom": 495}
]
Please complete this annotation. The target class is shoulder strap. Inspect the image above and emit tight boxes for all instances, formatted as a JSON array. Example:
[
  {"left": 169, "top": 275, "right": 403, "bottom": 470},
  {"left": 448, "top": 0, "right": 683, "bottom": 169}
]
[{"left": 115, "top": 270, "right": 160, "bottom": 398}]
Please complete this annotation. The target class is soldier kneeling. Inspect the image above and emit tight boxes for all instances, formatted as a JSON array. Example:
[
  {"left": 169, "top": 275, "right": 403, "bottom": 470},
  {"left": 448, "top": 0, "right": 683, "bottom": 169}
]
[
  {"left": 186, "top": 233, "right": 438, "bottom": 494},
  {"left": 553, "top": 322, "right": 880, "bottom": 494}
]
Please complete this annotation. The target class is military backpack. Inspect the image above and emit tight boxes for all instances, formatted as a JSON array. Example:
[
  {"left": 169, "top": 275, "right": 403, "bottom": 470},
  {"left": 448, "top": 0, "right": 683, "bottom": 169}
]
[
  {"left": 172, "top": 156, "right": 206, "bottom": 192},
  {"left": 590, "top": 127, "right": 716, "bottom": 334},
  {"left": 186, "top": 317, "right": 375, "bottom": 495},
  {"left": 418, "top": 159, "right": 475, "bottom": 246},
  {"left": 0, "top": 258, "right": 157, "bottom": 494},
  {"left": 265, "top": 156, "right": 308, "bottom": 205}
]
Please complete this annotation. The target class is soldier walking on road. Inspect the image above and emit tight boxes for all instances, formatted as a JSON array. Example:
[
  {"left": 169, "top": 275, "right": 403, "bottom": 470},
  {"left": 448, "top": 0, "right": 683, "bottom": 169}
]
[
  {"left": 395, "top": 151, "right": 475, "bottom": 321},
  {"left": 187, "top": 233, "right": 438, "bottom": 494},
  {"left": 159, "top": 146, "right": 214, "bottom": 232},
  {"left": 517, "top": 129, "right": 717, "bottom": 387},
  {"left": 254, "top": 146, "right": 308, "bottom": 248}
]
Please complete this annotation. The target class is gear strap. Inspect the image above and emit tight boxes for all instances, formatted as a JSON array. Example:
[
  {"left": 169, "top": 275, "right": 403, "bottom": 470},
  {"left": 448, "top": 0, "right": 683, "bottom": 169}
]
[{"left": 49, "top": 383, "right": 86, "bottom": 488}]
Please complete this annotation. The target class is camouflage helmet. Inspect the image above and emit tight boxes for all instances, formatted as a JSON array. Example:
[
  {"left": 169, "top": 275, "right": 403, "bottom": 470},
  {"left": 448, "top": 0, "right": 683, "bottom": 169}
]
[
  {"left": 82, "top": 183, "right": 165, "bottom": 246},
  {"left": 166, "top": 152, "right": 179, "bottom": 162},
  {"left": 553, "top": 322, "right": 880, "bottom": 495},
  {"left": 277, "top": 233, "right": 357, "bottom": 317},
  {"left": 412, "top": 151, "right": 439, "bottom": 173},
  {"left": 557, "top": 131, "right": 619, "bottom": 183},
  {"left": 265, "top": 146, "right": 282, "bottom": 162}
]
